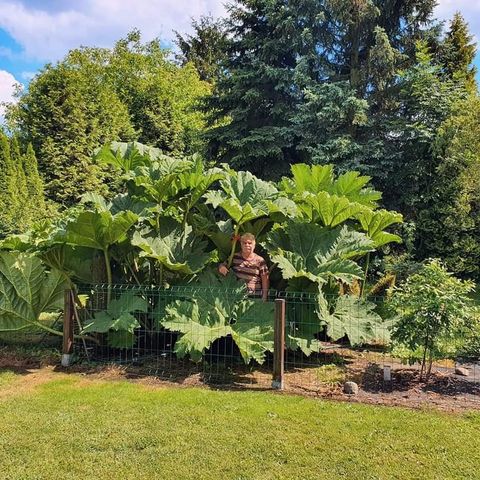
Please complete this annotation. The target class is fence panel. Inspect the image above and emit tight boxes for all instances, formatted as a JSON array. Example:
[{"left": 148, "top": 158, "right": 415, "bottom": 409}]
[
  {"left": 1, "top": 284, "right": 478, "bottom": 404},
  {"left": 74, "top": 284, "right": 276, "bottom": 388},
  {"left": 281, "top": 292, "right": 480, "bottom": 402}
]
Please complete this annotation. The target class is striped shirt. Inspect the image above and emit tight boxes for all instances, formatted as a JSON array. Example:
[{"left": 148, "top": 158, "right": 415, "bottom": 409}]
[{"left": 230, "top": 252, "right": 269, "bottom": 293}]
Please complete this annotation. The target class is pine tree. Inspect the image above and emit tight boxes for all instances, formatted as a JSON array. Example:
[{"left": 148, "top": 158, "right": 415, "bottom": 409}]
[
  {"left": 441, "top": 13, "right": 477, "bottom": 91},
  {"left": 206, "top": 0, "right": 322, "bottom": 178}
]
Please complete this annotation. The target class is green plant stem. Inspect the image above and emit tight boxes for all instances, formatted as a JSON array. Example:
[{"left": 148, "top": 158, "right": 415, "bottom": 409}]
[
  {"left": 103, "top": 248, "right": 112, "bottom": 303},
  {"left": 361, "top": 252, "right": 371, "bottom": 298},
  {"left": 227, "top": 225, "right": 240, "bottom": 268}
]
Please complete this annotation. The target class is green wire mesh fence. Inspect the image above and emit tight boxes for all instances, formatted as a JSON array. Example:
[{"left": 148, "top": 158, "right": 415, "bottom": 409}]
[{"left": 1, "top": 284, "right": 479, "bottom": 401}]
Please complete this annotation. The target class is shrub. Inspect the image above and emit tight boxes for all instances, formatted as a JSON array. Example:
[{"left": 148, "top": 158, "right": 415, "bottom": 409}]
[{"left": 389, "top": 259, "right": 476, "bottom": 379}]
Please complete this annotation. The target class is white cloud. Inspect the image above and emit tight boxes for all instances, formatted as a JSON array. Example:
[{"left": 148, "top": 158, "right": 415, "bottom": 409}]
[
  {"left": 0, "top": 69, "right": 21, "bottom": 118},
  {"left": 0, "top": 0, "right": 227, "bottom": 63}
]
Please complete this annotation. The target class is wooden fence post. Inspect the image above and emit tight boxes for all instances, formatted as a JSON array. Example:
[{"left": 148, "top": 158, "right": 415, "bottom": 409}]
[
  {"left": 62, "top": 289, "right": 74, "bottom": 367},
  {"left": 272, "top": 298, "right": 286, "bottom": 390}
]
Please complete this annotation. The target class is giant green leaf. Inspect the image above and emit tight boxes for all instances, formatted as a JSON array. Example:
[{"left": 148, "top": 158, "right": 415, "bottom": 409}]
[
  {"left": 94, "top": 141, "right": 161, "bottom": 172},
  {"left": 133, "top": 156, "right": 192, "bottom": 204},
  {"left": 356, "top": 209, "right": 403, "bottom": 248},
  {"left": 172, "top": 157, "right": 224, "bottom": 217},
  {"left": 64, "top": 210, "right": 138, "bottom": 251},
  {"left": 285, "top": 299, "right": 323, "bottom": 355},
  {"left": 204, "top": 169, "right": 287, "bottom": 225},
  {"left": 279, "top": 163, "right": 381, "bottom": 208},
  {"left": 318, "top": 294, "right": 390, "bottom": 346},
  {"left": 280, "top": 164, "right": 334, "bottom": 196},
  {"left": 265, "top": 223, "right": 374, "bottom": 286},
  {"left": 299, "top": 191, "right": 365, "bottom": 226},
  {"left": 160, "top": 271, "right": 274, "bottom": 364},
  {"left": 0, "top": 252, "right": 67, "bottom": 331},
  {"left": 131, "top": 224, "right": 215, "bottom": 275},
  {"left": 82, "top": 292, "right": 148, "bottom": 348},
  {"left": 330, "top": 171, "right": 382, "bottom": 207}
]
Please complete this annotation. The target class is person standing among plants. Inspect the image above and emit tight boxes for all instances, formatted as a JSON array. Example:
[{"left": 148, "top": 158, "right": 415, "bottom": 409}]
[{"left": 218, "top": 233, "right": 269, "bottom": 301}]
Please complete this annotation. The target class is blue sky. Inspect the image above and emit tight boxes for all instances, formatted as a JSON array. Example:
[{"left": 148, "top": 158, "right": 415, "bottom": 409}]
[{"left": 0, "top": 0, "right": 479, "bottom": 115}]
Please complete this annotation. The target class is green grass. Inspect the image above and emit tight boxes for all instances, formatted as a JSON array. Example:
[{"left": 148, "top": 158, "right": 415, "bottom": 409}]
[
  {"left": 0, "top": 375, "right": 479, "bottom": 480},
  {"left": 0, "top": 370, "right": 16, "bottom": 387}
]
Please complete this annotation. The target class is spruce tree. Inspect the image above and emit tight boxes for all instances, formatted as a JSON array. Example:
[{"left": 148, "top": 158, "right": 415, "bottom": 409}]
[
  {"left": 206, "top": 0, "right": 322, "bottom": 178},
  {"left": 441, "top": 13, "right": 477, "bottom": 90},
  {"left": 175, "top": 15, "right": 228, "bottom": 83},
  {"left": 206, "top": 0, "right": 439, "bottom": 178}
]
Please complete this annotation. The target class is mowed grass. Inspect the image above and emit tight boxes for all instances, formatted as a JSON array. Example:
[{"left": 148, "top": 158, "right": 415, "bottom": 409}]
[{"left": 0, "top": 372, "right": 479, "bottom": 480}]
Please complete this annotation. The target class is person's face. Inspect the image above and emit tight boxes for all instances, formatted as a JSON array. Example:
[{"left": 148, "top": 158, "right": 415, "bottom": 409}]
[{"left": 240, "top": 238, "right": 255, "bottom": 256}]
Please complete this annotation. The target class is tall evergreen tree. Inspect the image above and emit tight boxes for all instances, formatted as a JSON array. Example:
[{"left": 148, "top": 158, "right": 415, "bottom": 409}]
[
  {"left": 175, "top": 15, "right": 228, "bottom": 83},
  {"left": 23, "top": 143, "right": 47, "bottom": 223},
  {"left": 440, "top": 12, "right": 477, "bottom": 90},
  {"left": 206, "top": 0, "right": 323, "bottom": 178},
  {"left": 0, "top": 133, "right": 16, "bottom": 235},
  {"left": 8, "top": 49, "right": 135, "bottom": 205},
  {"left": 416, "top": 95, "right": 480, "bottom": 278},
  {"left": 206, "top": 0, "right": 439, "bottom": 177},
  {"left": 9, "top": 136, "right": 29, "bottom": 230}
]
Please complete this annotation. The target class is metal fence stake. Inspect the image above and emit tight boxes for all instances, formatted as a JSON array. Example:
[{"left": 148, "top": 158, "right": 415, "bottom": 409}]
[
  {"left": 272, "top": 298, "right": 286, "bottom": 390},
  {"left": 62, "top": 289, "right": 74, "bottom": 367}
]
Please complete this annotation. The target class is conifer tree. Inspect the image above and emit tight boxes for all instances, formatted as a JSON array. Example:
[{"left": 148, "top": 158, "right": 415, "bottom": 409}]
[
  {"left": 206, "top": 0, "right": 439, "bottom": 177},
  {"left": 175, "top": 15, "right": 228, "bottom": 83},
  {"left": 0, "top": 133, "right": 16, "bottom": 234},
  {"left": 441, "top": 13, "right": 477, "bottom": 90},
  {"left": 9, "top": 136, "right": 29, "bottom": 229},
  {"left": 23, "top": 143, "right": 46, "bottom": 223}
]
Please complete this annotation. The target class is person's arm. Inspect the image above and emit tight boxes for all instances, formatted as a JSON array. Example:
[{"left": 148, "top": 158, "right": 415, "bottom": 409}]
[{"left": 261, "top": 273, "right": 269, "bottom": 301}]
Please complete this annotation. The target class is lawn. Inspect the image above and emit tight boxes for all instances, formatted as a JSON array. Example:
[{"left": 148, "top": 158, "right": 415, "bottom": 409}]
[{"left": 0, "top": 370, "right": 479, "bottom": 480}]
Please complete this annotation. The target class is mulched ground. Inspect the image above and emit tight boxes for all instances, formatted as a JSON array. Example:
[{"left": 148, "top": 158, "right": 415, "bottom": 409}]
[{"left": 1, "top": 345, "right": 479, "bottom": 413}]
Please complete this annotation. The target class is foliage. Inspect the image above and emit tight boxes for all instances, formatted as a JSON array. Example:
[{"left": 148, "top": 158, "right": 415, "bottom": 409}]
[
  {"left": 440, "top": 13, "right": 477, "bottom": 91},
  {"left": 5, "top": 30, "right": 210, "bottom": 205},
  {"left": 0, "top": 134, "right": 47, "bottom": 236},
  {"left": 175, "top": 15, "right": 228, "bottom": 83},
  {"left": 82, "top": 292, "right": 148, "bottom": 348},
  {"left": 389, "top": 260, "right": 476, "bottom": 379},
  {"left": 107, "top": 30, "right": 211, "bottom": 155},
  {"left": 416, "top": 95, "right": 480, "bottom": 279},
  {"left": 205, "top": 167, "right": 296, "bottom": 265},
  {"left": 205, "top": 0, "right": 439, "bottom": 177},
  {"left": 64, "top": 210, "right": 138, "bottom": 287},
  {"left": 160, "top": 272, "right": 274, "bottom": 363},
  {"left": 0, "top": 252, "right": 67, "bottom": 332},
  {"left": 132, "top": 223, "right": 216, "bottom": 278},
  {"left": 0, "top": 141, "right": 402, "bottom": 360},
  {"left": 265, "top": 223, "right": 373, "bottom": 288},
  {"left": 318, "top": 294, "right": 392, "bottom": 346}
]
